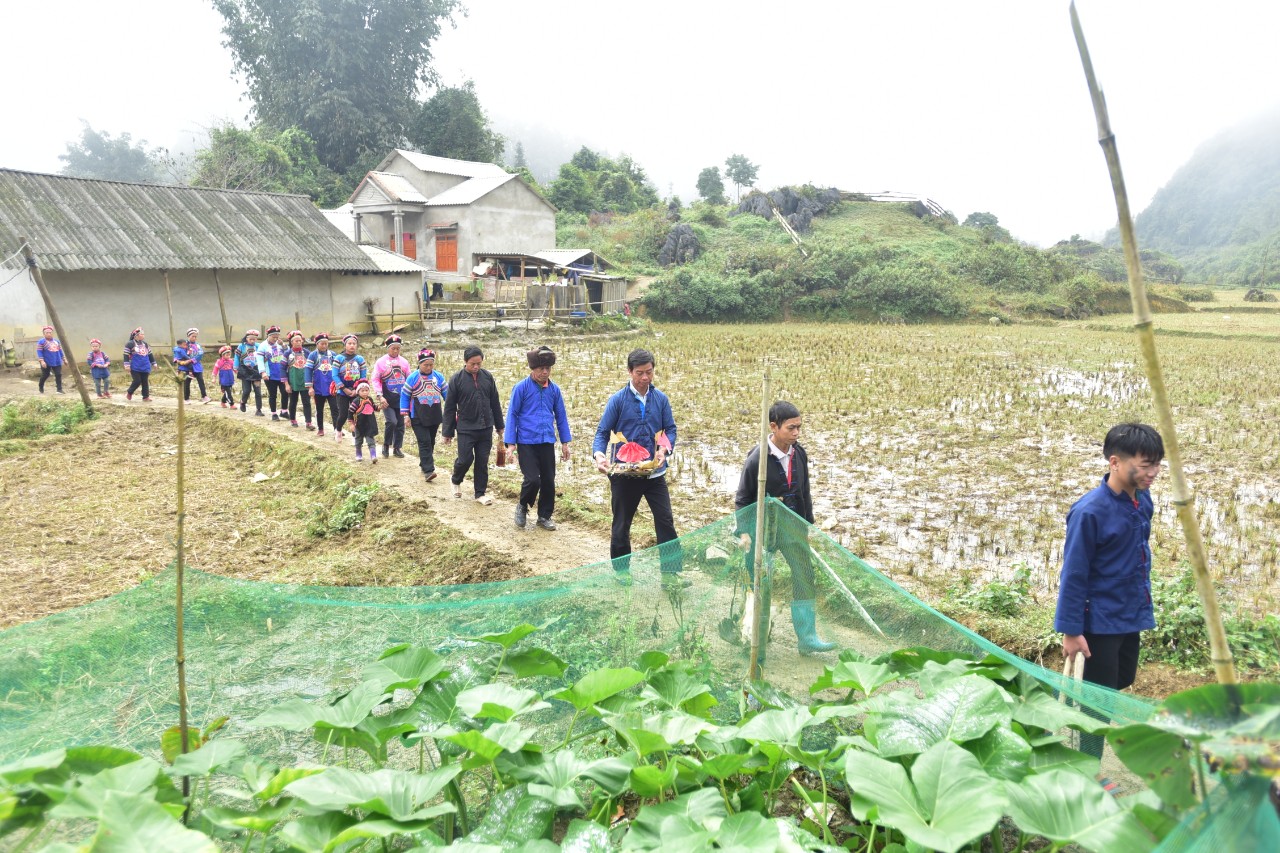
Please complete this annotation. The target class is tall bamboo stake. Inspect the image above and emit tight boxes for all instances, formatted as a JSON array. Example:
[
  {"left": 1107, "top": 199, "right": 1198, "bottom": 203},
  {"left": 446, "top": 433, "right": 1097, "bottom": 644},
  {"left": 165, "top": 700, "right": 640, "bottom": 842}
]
[
  {"left": 1069, "top": 3, "right": 1236, "bottom": 685},
  {"left": 748, "top": 366, "right": 771, "bottom": 681},
  {"left": 162, "top": 272, "right": 194, "bottom": 806},
  {"left": 17, "top": 239, "right": 94, "bottom": 414}
]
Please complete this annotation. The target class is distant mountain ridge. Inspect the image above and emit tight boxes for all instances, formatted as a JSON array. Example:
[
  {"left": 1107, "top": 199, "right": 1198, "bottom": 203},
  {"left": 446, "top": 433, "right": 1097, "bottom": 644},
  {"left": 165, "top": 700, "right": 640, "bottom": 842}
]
[{"left": 1126, "top": 106, "right": 1280, "bottom": 285}]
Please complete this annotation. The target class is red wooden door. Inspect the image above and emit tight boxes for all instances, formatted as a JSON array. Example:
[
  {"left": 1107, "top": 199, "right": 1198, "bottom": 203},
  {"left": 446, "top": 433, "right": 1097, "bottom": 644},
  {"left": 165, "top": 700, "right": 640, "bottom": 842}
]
[
  {"left": 402, "top": 232, "right": 417, "bottom": 260},
  {"left": 435, "top": 234, "right": 457, "bottom": 271}
]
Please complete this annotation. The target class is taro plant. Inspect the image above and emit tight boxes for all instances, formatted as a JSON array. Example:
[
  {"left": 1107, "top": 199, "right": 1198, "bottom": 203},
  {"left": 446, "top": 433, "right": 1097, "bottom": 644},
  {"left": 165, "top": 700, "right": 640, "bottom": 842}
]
[{"left": 3, "top": 628, "right": 1273, "bottom": 851}]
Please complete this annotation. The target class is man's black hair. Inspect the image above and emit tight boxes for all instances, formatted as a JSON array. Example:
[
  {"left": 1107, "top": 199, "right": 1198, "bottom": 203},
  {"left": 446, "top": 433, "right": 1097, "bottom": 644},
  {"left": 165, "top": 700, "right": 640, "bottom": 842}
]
[
  {"left": 1103, "top": 423, "right": 1164, "bottom": 462},
  {"left": 627, "top": 348, "right": 655, "bottom": 371},
  {"left": 769, "top": 400, "right": 801, "bottom": 425},
  {"left": 463, "top": 345, "right": 484, "bottom": 362}
]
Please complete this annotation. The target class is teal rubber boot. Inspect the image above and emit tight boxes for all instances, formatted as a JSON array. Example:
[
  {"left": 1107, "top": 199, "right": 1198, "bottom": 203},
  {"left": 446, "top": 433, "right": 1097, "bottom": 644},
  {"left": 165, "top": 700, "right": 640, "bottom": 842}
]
[{"left": 792, "top": 600, "right": 836, "bottom": 655}]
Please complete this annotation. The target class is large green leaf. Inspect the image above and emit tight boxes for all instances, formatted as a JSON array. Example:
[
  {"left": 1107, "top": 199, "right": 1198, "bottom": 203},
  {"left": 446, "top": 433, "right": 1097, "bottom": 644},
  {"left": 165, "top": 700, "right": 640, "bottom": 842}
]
[
  {"left": 277, "top": 812, "right": 357, "bottom": 853},
  {"left": 963, "top": 726, "right": 1032, "bottom": 782},
  {"left": 501, "top": 648, "right": 568, "bottom": 679},
  {"left": 809, "top": 659, "right": 897, "bottom": 696},
  {"left": 1028, "top": 740, "right": 1099, "bottom": 777},
  {"left": 468, "top": 622, "right": 549, "bottom": 649},
  {"left": 284, "top": 766, "right": 461, "bottom": 821},
  {"left": 629, "top": 762, "right": 679, "bottom": 798},
  {"left": 872, "top": 677, "right": 1011, "bottom": 757},
  {"left": 444, "top": 722, "right": 533, "bottom": 768},
  {"left": 469, "top": 785, "right": 554, "bottom": 844},
  {"left": 579, "top": 754, "right": 638, "bottom": 797},
  {"left": 623, "top": 788, "right": 726, "bottom": 850},
  {"left": 86, "top": 791, "right": 215, "bottom": 853},
  {"left": 552, "top": 668, "right": 645, "bottom": 712},
  {"left": 643, "top": 667, "right": 718, "bottom": 716},
  {"left": 51, "top": 757, "right": 182, "bottom": 821},
  {"left": 875, "top": 647, "right": 973, "bottom": 676},
  {"left": 0, "top": 749, "right": 67, "bottom": 786},
  {"left": 169, "top": 739, "right": 246, "bottom": 778},
  {"left": 200, "top": 799, "right": 295, "bottom": 834},
  {"left": 327, "top": 817, "right": 441, "bottom": 852},
  {"left": 738, "top": 707, "right": 814, "bottom": 748},
  {"left": 160, "top": 725, "right": 204, "bottom": 764},
  {"left": 522, "top": 750, "right": 593, "bottom": 809},
  {"left": 608, "top": 710, "right": 717, "bottom": 756},
  {"left": 457, "top": 684, "right": 549, "bottom": 722},
  {"left": 1005, "top": 768, "right": 1157, "bottom": 852},
  {"left": 560, "top": 818, "right": 611, "bottom": 853},
  {"left": 1106, "top": 724, "right": 1198, "bottom": 809},
  {"left": 845, "top": 741, "right": 1004, "bottom": 853},
  {"left": 1009, "top": 689, "right": 1108, "bottom": 734},
  {"left": 714, "top": 811, "right": 786, "bottom": 850},
  {"left": 248, "top": 680, "right": 386, "bottom": 731},
  {"left": 363, "top": 645, "right": 448, "bottom": 691},
  {"left": 1154, "top": 683, "right": 1280, "bottom": 737},
  {"left": 254, "top": 766, "right": 324, "bottom": 800}
]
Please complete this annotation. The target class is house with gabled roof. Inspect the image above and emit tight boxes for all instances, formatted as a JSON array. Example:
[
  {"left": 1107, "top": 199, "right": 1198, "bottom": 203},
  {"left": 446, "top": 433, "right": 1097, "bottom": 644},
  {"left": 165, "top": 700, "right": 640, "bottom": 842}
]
[
  {"left": 347, "top": 150, "right": 556, "bottom": 279},
  {"left": 0, "top": 169, "right": 428, "bottom": 355}
]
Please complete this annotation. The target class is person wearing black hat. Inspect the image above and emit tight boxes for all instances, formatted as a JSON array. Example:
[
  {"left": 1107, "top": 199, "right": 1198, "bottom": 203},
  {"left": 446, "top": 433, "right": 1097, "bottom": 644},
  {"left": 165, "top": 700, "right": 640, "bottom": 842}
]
[
  {"left": 371, "top": 334, "right": 411, "bottom": 458},
  {"left": 504, "top": 346, "right": 572, "bottom": 530},
  {"left": 442, "top": 345, "right": 505, "bottom": 504},
  {"left": 400, "top": 348, "right": 448, "bottom": 482}
]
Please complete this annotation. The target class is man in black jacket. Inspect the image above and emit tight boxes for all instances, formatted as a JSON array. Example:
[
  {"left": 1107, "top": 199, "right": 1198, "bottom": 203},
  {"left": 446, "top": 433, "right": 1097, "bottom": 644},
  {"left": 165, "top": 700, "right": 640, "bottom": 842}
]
[
  {"left": 442, "top": 345, "right": 505, "bottom": 504},
  {"left": 733, "top": 400, "right": 835, "bottom": 657}
]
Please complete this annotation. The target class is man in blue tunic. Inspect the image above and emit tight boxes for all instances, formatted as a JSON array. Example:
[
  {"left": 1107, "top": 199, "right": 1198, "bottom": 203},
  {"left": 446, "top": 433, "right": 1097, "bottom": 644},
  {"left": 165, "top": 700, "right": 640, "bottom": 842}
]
[{"left": 1055, "top": 422, "right": 1163, "bottom": 759}]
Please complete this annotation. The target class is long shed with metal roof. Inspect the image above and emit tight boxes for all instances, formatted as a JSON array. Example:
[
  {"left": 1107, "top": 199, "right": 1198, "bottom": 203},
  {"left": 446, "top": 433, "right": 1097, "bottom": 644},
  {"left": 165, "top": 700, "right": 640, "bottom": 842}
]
[{"left": 0, "top": 169, "right": 425, "bottom": 354}]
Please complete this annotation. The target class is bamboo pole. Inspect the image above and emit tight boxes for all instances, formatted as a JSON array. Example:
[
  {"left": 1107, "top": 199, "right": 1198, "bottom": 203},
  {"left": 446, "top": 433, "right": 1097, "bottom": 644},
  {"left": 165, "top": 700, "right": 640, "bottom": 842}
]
[
  {"left": 1069, "top": 3, "right": 1236, "bottom": 685},
  {"left": 162, "top": 272, "right": 193, "bottom": 808},
  {"left": 212, "top": 269, "right": 232, "bottom": 346},
  {"left": 18, "top": 239, "right": 94, "bottom": 413},
  {"left": 748, "top": 367, "right": 771, "bottom": 681}
]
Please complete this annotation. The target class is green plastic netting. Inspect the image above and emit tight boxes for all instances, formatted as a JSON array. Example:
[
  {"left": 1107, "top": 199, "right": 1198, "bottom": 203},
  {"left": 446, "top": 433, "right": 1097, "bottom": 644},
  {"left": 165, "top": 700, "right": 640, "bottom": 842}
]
[{"left": 1, "top": 499, "right": 1275, "bottom": 850}]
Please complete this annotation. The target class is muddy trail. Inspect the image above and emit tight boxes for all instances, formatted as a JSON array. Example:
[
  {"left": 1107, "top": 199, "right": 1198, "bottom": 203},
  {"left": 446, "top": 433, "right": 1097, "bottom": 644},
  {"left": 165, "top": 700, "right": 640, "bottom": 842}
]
[{"left": 0, "top": 375, "right": 617, "bottom": 626}]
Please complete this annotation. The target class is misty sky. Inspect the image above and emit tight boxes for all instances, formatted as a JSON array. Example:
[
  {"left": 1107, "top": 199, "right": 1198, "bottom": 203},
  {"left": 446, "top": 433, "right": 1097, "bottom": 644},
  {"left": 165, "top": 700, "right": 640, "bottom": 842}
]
[{"left": 6, "top": 1, "right": 1278, "bottom": 246}]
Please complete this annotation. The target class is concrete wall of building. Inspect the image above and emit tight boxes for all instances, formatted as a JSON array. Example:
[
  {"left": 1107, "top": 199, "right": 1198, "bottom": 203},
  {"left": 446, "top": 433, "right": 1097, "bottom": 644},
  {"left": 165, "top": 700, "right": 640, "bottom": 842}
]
[
  {"left": 331, "top": 273, "right": 427, "bottom": 335},
  {"left": 0, "top": 265, "right": 51, "bottom": 359},
  {"left": 463, "top": 180, "right": 556, "bottom": 265}
]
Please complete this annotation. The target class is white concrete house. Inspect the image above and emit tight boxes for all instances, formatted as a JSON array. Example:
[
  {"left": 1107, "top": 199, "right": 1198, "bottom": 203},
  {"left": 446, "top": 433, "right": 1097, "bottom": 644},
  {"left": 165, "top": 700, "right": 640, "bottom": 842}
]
[{"left": 346, "top": 150, "right": 557, "bottom": 280}]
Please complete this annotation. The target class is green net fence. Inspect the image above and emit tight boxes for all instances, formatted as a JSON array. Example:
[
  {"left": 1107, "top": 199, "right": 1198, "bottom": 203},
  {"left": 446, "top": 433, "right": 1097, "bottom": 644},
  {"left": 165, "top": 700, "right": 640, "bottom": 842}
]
[{"left": 1, "top": 499, "right": 1275, "bottom": 850}]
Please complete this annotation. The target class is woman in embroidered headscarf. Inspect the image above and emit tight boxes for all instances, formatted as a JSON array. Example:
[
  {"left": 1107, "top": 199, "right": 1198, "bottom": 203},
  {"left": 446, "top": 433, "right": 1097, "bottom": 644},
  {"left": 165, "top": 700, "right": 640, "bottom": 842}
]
[
  {"left": 235, "top": 329, "right": 265, "bottom": 415},
  {"left": 261, "top": 324, "right": 289, "bottom": 420},
  {"left": 400, "top": 348, "right": 448, "bottom": 482},
  {"left": 331, "top": 334, "right": 367, "bottom": 442},
  {"left": 36, "top": 325, "right": 65, "bottom": 394},
  {"left": 305, "top": 333, "right": 339, "bottom": 437},
  {"left": 123, "top": 327, "right": 156, "bottom": 401},
  {"left": 283, "top": 330, "right": 312, "bottom": 429}
]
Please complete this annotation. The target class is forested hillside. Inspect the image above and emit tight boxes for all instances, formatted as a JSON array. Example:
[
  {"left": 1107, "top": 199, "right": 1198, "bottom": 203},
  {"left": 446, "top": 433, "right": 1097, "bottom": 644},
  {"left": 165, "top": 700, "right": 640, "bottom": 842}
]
[
  {"left": 560, "top": 192, "right": 1197, "bottom": 322},
  {"left": 1128, "top": 106, "right": 1280, "bottom": 285}
]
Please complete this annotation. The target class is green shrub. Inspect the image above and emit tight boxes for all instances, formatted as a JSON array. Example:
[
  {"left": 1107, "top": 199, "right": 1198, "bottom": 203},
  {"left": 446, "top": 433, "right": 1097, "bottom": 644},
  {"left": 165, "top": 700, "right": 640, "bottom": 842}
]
[{"left": 307, "top": 482, "right": 380, "bottom": 538}]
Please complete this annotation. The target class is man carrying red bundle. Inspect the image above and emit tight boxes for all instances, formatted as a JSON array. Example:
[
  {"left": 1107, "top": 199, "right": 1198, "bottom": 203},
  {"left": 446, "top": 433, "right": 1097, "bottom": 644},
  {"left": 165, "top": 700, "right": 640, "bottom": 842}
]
[{"left": 592, "top": 348, "right": 685, "bottom": 585}]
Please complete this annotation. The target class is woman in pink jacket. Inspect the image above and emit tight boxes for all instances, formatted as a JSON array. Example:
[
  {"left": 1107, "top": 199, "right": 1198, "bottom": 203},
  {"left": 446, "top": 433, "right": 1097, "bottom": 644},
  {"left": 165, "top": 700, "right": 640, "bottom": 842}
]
[{"left": 370, "top": 334, "right": 412, "bottom": 458}]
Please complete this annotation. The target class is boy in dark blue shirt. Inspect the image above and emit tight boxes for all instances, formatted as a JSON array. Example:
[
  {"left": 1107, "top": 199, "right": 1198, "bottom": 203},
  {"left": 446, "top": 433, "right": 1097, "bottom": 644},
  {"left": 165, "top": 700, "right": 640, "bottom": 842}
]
[{"left": 1055, "top": 422, "right": 1163, "bottom": 759}]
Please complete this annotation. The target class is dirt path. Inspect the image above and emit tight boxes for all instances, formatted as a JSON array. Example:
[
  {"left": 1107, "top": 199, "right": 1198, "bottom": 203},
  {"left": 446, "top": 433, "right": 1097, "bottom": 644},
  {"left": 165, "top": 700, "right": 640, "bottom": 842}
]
[{"left": 4, "top": 376, "right": 612, "bottom": 580}]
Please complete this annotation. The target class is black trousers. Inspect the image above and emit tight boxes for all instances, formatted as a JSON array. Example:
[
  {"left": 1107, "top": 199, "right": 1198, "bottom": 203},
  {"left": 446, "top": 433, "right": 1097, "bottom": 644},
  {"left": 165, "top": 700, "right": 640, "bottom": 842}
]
[
  {"left": 609, "top": 474, "right": 683, "bottom": 573},
  {"left": 1078, "top": 631, "right": 1141, "bottom": 759},
  {"left": 287, "top": 388, "right": 312, "bottom": 423},
  {"left": 220, "top": 383, "right": 235, "bottom": 405},
  {"left": 517, "top": 443, "right": 557, "bottom": 520},
  {"left": 265, "top": 378, "right": 286, "bottom": 413},
  {"left": 182, "top": 372, "right": 207, "bottom": 400},
  {"left": 382, "top": 406, "right": 405, "bottom": 450},
  {"left": 39, "top": 364, "right": 63, "bottom": 392},
  {"left": 452, "top": 429, "right": 493, "bottom": 497},
  {"left": 411, "top": 421, "right": 440, "bottom": 474},
  {"left": 240, "top": 379, "right": 262, "bottom": 410},
  {"left": 333, "top": 390, "right": 354, "bottom": 432},
  {"left": 127, "top": 370, "right": 151, "bottom": 398},
  {"left": 312, "top": 393, "right": 338, "bottom": 431}
]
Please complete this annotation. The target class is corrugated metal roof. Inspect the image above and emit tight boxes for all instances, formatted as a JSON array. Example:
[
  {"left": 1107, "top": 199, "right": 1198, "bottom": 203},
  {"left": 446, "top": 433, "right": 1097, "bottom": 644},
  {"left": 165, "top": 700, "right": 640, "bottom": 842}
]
[
  {"left": 424, "top": 174, "right": 517, "bottom": 207},
  {"left": 381, "top": 149, "right": 509, "bottom": 179},
  {"left": 534, "top": 249, "right": 614, "bottom": 270},
  {"left": 321, "top": 203, "right": 356, "bottom": 240},
  {"left": 358, "top": 245, "right": 431, "bottom": 273},
  {"left": 0, "top": 169, "right": 379, "bottom": 273},
  {"left": 366, "top": 172, "right": 429, "bottom": 204}
]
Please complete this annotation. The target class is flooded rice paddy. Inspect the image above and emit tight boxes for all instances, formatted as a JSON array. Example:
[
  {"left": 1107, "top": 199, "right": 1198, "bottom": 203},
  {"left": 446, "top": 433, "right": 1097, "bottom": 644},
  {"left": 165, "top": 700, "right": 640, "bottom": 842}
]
[{"left": 474, "top": 302, "right": 1279, "bottom": 614}]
